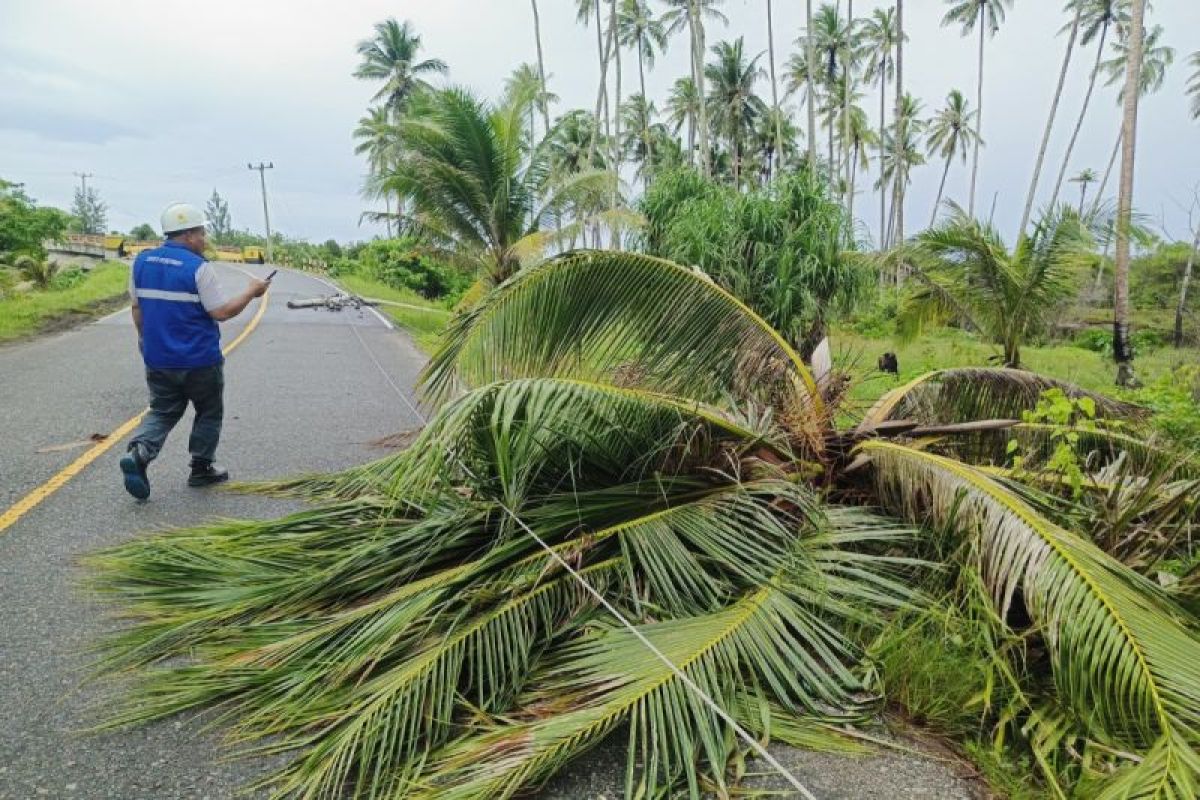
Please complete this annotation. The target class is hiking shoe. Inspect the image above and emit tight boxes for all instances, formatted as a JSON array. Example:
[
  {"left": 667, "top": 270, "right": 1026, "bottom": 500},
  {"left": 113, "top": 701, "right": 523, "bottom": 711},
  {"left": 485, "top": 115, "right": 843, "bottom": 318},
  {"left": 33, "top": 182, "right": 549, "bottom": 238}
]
[
  {"left": 188, "top": 461, "right": 229, "bottom": 487},
  {"left": 120, "top": 446, "right": 150, "bottom": 499}
]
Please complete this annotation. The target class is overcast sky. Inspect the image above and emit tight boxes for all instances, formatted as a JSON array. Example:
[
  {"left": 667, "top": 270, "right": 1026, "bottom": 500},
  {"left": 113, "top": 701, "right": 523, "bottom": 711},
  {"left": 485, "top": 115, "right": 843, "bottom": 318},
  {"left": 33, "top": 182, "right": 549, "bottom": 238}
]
[{"left": 2, "top": 0, "right": 1197, "bottom": 245}]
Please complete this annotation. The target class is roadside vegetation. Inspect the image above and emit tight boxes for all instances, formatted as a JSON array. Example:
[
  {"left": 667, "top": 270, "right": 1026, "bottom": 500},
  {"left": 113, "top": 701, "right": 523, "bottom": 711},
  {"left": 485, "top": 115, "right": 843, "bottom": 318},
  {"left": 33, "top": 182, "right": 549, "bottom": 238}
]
[
  {"left": 86, "top": 3, "right": 1200, "bottom": 800},
  {"left": 0, "top": 261, "right": 129, "bottom": 342}
]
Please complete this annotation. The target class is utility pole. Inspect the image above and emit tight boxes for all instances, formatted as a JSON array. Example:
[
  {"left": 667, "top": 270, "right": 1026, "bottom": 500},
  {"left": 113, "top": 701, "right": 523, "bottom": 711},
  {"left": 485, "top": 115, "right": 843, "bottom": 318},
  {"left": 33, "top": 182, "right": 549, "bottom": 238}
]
[
  {"left": 73, "top": 171, "right": 93, "bottom": 195},
  {"left": 247, "top": 162, "right": 274, "bottom": 263}
]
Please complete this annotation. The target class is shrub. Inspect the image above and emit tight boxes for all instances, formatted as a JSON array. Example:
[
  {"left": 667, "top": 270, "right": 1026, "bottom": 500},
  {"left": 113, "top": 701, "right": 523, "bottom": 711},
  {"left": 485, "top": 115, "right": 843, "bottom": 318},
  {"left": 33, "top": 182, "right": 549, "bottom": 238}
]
[
  {"left": 49, "top": 267, "right": 87, "bottom": 291},
  {"left": 353, "top": 239, "right": 470, "bottom": 301},
  {"left": 1130, "top": 367, "right": 1200, "bottom": 449}
]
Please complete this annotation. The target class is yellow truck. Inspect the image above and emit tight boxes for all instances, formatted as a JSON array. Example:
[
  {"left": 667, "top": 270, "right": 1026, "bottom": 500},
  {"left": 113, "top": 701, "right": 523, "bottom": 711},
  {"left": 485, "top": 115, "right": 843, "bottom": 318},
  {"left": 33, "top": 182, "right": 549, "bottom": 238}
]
[
  {"left": 103, "top": 236, "right": 265, "bottom": 265},
  {"left": 210, "top": 246, "right": 266, "bottom": 264}
]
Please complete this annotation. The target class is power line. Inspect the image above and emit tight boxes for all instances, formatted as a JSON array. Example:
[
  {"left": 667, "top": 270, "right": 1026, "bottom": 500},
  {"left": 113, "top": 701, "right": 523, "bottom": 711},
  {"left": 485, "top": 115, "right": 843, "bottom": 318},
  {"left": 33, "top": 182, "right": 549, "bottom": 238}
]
[{"left": 247, "top": 162, "right": 275, "bottom": 262}]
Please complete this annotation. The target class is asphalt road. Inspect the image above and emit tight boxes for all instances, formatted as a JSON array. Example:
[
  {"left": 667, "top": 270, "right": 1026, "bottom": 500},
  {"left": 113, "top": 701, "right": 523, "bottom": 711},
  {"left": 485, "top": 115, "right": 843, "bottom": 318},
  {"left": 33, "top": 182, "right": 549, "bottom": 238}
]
[
  {"left": 0, "top": 264, "right": 426, "bottom": 799},
  {"left": 0, "top": 264, "right": 980, "bottom": 799}
]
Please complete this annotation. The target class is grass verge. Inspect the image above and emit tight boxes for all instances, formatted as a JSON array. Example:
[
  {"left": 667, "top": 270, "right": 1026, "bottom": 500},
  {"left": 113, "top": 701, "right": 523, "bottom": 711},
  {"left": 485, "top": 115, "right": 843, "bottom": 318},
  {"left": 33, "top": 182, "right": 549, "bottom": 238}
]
[
  {"left": 334, "top": 273, "right": 452, "bottom": 355},
  {"left": 0, "top": 262, "right": 130, "bottom": 343}
]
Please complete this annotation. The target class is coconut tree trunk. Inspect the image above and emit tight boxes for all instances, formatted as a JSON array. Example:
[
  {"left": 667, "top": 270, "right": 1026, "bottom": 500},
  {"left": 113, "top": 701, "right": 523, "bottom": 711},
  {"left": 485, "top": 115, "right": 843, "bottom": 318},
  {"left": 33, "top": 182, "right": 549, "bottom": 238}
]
[
  {"left": 691, "top": 2, "right": 712, "bottom": 177},
  {"left": 1176, "top": 226, "right": 1199, "bottom": 347},
  {"left": 1093, "top": 126, "right": 1122, "bottom": 214},
  {"left": 1049, "top": 22, "right": 1111, "bottom": 214},
  {"left": 767, "top": 0, "right": 785, "bottom": 170},
  {"left": 968, "top": 7, "right": 984, "bottom": 218},
  {"left": 1018, "top": 2, "right": 1081, "bottom": 239},
  {"left": 588, "top": 4, "right": 615, "bottom": 166},
  {"left": 1113, "top": 0, "right": 1146, "bottom": 388},
  {"left": 384, "top": 193, "right": 392, "bottom": 238},
  {"left": 610, "top": 0, "right": 622, "bottom": 180},
  {"left": 879, "top": 68, "right": 887, "bottom": 247},
  {"left": 842, "top": 0, "right": 853, "bottom": 204},
  {"left": 1078, "top": 181, "right": 1088, "bottom": 214},
  {"left": 596, "top": 1, "right": 612, "bottom": 152},
  {"left": 637, "top": 37, "right": 653, "bottom": 179},
  {"left": 530, "top": 0, "right": 552, "bottom": 136},
  {"left": 931, "top": 155, "right": 952, "bottom": 227},
  {"left": 805, "top": 0, "right": 817, "bottom": 168},
  {"left": 850, "top": 140, "right": 860, "bottom": 223},
  {"left": 893, "top": 0, "right": 904, "bottom": 245}
]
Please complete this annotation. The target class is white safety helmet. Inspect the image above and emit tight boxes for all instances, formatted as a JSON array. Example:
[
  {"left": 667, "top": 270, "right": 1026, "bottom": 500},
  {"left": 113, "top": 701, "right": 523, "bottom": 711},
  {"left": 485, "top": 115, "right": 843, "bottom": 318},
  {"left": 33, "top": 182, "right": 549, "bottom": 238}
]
[{"left": 160, "top": 202, "right": 209, "bottom": 235}]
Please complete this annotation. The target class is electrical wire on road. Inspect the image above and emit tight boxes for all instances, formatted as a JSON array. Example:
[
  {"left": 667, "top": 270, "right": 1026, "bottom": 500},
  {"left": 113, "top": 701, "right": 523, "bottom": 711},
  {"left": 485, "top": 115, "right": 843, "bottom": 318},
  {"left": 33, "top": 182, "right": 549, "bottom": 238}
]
[{"left": 346, "top": 323, "right": 820, "bottom": 800}]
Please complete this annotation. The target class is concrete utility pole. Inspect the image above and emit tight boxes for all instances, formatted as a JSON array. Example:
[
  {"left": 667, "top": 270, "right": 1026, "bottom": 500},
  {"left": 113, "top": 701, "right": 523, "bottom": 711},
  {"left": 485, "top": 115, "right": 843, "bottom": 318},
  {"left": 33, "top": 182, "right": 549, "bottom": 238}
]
[
  {"left": 247, "top": 162, "right": 274, "bottom": 263},
  {"left": 73, "top": 172, "right": 93, "bottom": 195}
]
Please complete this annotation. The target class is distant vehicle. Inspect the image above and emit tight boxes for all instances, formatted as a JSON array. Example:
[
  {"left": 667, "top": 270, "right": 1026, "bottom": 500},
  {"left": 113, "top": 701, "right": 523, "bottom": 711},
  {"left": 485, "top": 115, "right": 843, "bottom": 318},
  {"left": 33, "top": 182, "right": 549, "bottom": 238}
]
[{"left": 87, "top": 234, "right": 264, "bottom": 265}]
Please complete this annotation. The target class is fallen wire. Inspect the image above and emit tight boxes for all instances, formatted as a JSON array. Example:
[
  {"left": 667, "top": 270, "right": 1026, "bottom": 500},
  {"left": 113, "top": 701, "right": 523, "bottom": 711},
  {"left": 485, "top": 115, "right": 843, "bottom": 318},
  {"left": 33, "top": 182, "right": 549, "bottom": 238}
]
[{"left": 347, "top": 324, "right": 820, "bottom": 799}]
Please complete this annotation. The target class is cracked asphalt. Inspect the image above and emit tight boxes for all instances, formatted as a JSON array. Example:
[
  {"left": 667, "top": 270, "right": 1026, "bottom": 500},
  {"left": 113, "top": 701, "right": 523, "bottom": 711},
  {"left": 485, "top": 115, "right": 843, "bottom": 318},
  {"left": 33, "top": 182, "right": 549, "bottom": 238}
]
[{"left": 0, "top": 264, "right": 981, "bottom": 799}]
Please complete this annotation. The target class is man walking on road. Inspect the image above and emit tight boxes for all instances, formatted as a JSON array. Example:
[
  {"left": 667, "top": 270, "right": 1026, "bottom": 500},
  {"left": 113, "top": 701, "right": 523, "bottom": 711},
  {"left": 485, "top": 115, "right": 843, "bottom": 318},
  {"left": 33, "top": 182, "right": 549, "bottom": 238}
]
[{"left": 119, "top": 202, "right": 269, "bottom": 500}]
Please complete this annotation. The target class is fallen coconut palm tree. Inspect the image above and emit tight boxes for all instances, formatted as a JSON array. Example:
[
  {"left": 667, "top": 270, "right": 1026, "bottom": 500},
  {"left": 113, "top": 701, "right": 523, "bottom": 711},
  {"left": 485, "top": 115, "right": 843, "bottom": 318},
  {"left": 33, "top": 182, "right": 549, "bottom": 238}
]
[{"left": 92, "top": 250, "right": 1200, "bottom": 798}]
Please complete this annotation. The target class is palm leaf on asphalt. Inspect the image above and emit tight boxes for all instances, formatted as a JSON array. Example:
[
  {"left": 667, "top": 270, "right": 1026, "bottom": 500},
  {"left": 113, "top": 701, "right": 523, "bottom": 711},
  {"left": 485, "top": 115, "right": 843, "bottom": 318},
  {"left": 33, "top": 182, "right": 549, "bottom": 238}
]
[
  {"left": 404, "top": 586, "right": 873, "bottom": 800},
  {"left": 861, "top": 440, "right": 1200, "bottom": 797}
]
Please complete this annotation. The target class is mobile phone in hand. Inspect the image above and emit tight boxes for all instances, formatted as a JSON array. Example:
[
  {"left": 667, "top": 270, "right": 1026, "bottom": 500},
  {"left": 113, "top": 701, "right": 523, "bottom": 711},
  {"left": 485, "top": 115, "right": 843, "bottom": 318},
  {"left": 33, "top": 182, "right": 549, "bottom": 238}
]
[{"left": 266, "top": 269, "right": 277, "bottom": 281}]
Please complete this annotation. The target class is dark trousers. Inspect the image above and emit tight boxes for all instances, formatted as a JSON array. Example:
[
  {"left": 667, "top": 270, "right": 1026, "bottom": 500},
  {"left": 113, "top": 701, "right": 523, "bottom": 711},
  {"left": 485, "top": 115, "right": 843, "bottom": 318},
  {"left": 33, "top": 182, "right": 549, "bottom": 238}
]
[{"left": 130, "top": 364, "right": 224, "bottom": 465}]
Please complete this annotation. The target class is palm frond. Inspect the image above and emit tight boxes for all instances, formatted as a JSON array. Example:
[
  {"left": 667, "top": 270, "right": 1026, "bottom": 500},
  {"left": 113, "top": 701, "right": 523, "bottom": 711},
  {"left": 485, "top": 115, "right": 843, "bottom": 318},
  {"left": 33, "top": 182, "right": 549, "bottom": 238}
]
[
  {"left": 859, "top": 368, "right": 1145, "bottom": 432},
  {"left": 860, "top": 440, "right": 1200, "bottom": 795},
  {"left": 419, "top": 250, "right": 824, "bottom": 422},
  {"left": 405, "top": 586, "right": 870, "bottom": 800}
]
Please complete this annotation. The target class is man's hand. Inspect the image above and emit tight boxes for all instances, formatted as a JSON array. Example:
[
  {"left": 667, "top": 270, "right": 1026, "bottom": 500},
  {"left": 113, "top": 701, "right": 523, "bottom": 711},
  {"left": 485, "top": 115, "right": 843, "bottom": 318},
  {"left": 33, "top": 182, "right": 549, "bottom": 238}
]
[{"left": 210, "top": 278, "right": 271, "bottom": 322}]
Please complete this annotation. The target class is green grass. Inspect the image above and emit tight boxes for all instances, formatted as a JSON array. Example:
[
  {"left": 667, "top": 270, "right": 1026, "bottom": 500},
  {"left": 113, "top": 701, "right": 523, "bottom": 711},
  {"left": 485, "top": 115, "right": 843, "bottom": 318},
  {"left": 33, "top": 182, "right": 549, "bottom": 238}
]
[
  {"left": 334, "top": 273, "right": 453, "bottom": 355},
  {"left": 835, "top": 326, "right": 1200, "bottom": 401},
  {"left": 0, "top": 262, "right": 130, "bottom": 343}
]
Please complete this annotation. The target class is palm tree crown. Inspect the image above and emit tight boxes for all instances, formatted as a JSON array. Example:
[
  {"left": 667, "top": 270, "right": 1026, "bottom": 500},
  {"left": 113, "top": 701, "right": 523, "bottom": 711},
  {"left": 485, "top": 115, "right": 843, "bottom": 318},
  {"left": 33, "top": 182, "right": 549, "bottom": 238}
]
[
  {"left": 378, "top": 88, "right": 612, "bottom": 283},
  {"left": 353, "top": 18, "right": 447, "bottom": 113},
  {"left": 1189, "top": 51, "right": 1200, "bottom": 120},
  {"left": 1101, "top": 23, "right": 1176, "bottom": 100},
  {"left": 705, "top": 37, "right": 767, "bottom": 185}
]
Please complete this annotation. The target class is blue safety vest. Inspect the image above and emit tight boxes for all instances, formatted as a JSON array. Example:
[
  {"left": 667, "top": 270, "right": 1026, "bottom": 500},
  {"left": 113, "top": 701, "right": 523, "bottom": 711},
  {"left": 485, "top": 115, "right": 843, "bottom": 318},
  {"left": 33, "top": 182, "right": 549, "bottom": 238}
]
[{"left": 132, "top": 241, "right": 223, "bottom": 369}]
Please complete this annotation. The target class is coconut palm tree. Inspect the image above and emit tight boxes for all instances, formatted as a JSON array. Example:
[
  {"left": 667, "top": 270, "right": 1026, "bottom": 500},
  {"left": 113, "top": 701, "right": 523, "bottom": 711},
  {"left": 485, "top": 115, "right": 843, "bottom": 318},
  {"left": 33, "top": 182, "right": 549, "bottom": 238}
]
[
  {"left": 663, "top": 1, "right": 729, "bottom": 177},
  {"left": 892, "top": 0, "right": 905, "bottom": 246},
  {"left": 529, "top": 0, "right": 552, "bottom": 136},
  {"left": 666, "top": 76, "right": 700, "bottom": 160},
  {"left": 879, "top": 93, "right": 923, "bottom": 250},
  {"left": 898, "top": 205, "right": 1091, "bottom": 368},
  {"left": 705, "top": 38, "right": 768, "bottom": 187},
  {"left": 1018, "top": 0, "right": 1084, "bottom": 239},
  {"left": 926, "top": 90, "right": 979, "bottom": 226},
  {"left": 1048, "top": 0, "right": 1131, "bottom": 215},
  {"left": 860, "top": 6, "right": 902, "bottom": 247},
  {"left": 765, "top": 0, "right": 785, "bottom": 168},
  {"left": 353, "top": 19, "right": 447, "bottom": 115},
  {"left": 618, "top": 0, "right": 668, "bottom": 179},
  {"left": 820, "top": 77, "right": 864, "bottom": 185},
  {"left": 375, "top": 89, "right": 613, "bottom": 283},
  {"left": 1100, "top": 22, "right": 1175, "bottom": 100},
  {"left": 805, "top": 4, "right": 852, "bottom": 173},
  {"left": 95, "top": 242, "right": 1200, "bottom": 799},
  {"left": 1091, "top": 23, "right": 1175, "bottom": 211},
  {"left": 1189, "top": 51, "right": 1200, "bottom": 120},
  {"left": 752, "top": 106, "right": 801, "bottom": 184},
  {"left": 941, "top": 0, "right": 1012, "bottom": 218},
  {"left": 1111, "top": 0, "right": 1148, "bottom": 387},
  {"left": 352, "top": 106, "right": 398, "bottom": 236},
  {"left": 619, "top": 93, "right": 660, "bottom": 185},
  {"left": 843, "top": 104, "right": 877, "bottom": 223},
  {"left": 1069, "top": 167, "right": 1098, "bottom": 212}
]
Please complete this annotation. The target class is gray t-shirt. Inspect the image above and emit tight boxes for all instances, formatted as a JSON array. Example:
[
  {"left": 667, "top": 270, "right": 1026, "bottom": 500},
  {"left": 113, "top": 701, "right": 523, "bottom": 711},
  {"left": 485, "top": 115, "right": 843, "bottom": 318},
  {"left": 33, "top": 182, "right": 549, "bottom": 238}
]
[{"left": 129, "top": 262, "right": 229, "bottom": 312}]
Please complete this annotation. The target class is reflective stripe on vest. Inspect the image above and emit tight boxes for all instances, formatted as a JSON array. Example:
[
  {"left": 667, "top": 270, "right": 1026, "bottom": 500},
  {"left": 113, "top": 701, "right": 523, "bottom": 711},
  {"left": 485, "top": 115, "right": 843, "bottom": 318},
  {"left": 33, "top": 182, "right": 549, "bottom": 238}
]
[{"left": 135, "top": 288, "right": 202, "bottom": 303}]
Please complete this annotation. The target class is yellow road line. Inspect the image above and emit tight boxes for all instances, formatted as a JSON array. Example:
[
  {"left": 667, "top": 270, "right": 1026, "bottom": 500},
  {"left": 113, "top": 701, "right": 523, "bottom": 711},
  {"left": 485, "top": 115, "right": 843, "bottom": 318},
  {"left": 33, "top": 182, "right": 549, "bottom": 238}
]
[{"left": 0, "top": 291, "right": 271, "bottom": 535}]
